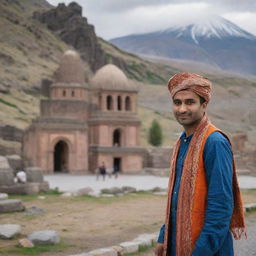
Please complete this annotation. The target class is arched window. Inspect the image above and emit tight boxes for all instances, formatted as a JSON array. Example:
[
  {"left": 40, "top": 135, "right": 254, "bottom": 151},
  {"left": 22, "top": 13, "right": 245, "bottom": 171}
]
[
  {"left": 113, "top": 129, "right": 121, "bottom": 146},
  {"left": 71, "top": 90, "right": 75, "bottom": 97},
  {"left": 62, "top": 90, "right": 66, "bottom": 97},
  {"left": 125, "top": 96, "right": 131, "bottom": 111},
  {"left": 107, "top": 95, "right": 113, "bottom": 110},
  {"left": 117, "top": 95, "right": 122, "bottom": 111}
]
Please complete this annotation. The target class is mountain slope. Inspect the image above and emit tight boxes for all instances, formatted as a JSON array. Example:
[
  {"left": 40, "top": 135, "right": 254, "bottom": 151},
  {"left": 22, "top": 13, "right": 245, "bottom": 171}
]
[
  {"left": 110, "top": 16, "right": 256, "bottom": 75},
  {"left": 0, "top": 0, "right": 256, "bottom": 159}
]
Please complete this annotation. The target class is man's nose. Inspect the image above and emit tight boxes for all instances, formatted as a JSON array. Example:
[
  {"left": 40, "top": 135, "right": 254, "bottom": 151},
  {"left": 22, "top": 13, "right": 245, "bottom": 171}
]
[{"left": 178, "top": 103, "right": 187, "bottom": 113}]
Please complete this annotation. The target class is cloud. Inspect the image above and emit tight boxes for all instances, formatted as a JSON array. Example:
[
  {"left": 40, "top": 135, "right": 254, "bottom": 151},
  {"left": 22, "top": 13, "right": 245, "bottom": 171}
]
[
  {"left": 224, "top": 12, "right": 256, "bottom": 35},
  {"left": 93, "top": 3, "right": 216, "bottom": 39},
  {"left": 47, "top": 0, "right": 256, "bottom": 39}
]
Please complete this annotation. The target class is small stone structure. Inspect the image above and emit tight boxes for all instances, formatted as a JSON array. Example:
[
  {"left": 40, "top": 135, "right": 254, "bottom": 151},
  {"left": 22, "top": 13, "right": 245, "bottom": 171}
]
[{"left": 0, "top": 163, "right": 49, "bottom": 195}]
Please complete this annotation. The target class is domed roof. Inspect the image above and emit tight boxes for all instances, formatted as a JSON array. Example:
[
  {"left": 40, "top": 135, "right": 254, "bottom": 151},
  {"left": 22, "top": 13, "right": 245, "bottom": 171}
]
[
  {"left": 90, "top": 64, "right": 137, "bottom": 91},
  {"left": 53, "top": 50, "right": 85, "bottom": 85}
]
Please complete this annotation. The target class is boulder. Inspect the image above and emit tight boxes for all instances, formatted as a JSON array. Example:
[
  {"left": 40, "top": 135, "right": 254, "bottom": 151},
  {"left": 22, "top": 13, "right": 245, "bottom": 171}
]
[
  {"left": 24, "top": 206, "right": 45, "bottom": 216},
  {"left": 111, "top": 246, "right": 124, "bottom": 256},
  {"left": 133, "top": 236, "right": 152, "bottom": 246},
  {"left": 101, "top": 187, "right": 123, "bottom": 195},
  {"left": 28, "top": 230, "right": 60, "bottom": 245},
  {"left": 119, "top": 241, "right": 140, "bottom": 254},
  {"left": 19, "top": 238, "right": 34, "bottom": 248},
  {"left": 0, "top": 156, "right": 10, "bottom": 169},
  {"left": 0, "top": 193, "right": 8, "bottom": 200},
  {"left": 0, "top": 168, "right": 14, "bottom": 186},
  {"left": 25, "top": 167, "right": 44, "bottom": 183},
  {"left": 89, "top": 247, "right": 118, "bottom": 256},
  {"left": 75, "top": 187, "right": 93, "bottom": 196},
  {"left": 0, "top": 199, "right": 25, "bottom": 213},
  {"left": 136, "top": 233, "right": 158, "bottom": 243},
  {"left": 0, "top": 224, "right": 21, "bottom": 239},
  {"left": 6, "top": 155, "right": 22, "bottom": 170},
  {"left": 39, "top": 181, "right": 50, "bottom": 192},
  {"left": 121, "top": 186, "right": 137, "bottom": 194}
]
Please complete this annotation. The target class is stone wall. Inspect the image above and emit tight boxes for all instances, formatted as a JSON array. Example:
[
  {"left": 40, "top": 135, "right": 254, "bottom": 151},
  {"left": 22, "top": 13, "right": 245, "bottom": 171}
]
[
  {"left": 40, "top": 100, "right": 89, "bottom": 121},
  {"left": 145, "top": 147, "right": 172, "bottom": 169},
  {"left": 0, "top": 125, "right": 23, "bottom": 142}
]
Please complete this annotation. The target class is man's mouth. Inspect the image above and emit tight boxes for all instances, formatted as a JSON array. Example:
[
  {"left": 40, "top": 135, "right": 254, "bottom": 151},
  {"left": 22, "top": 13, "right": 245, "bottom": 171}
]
[{"left": 178, "top": 115, "right": 189, "bottom": 119}]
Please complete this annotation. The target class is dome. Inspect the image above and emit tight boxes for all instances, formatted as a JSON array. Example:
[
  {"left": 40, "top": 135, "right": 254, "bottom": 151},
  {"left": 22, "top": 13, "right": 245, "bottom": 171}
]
[
  {"left": 90, "top": 64, "right": 137, "bottom": 91},
  {"left": 54, "top": 50, "right": 85, "bottom": 85}
]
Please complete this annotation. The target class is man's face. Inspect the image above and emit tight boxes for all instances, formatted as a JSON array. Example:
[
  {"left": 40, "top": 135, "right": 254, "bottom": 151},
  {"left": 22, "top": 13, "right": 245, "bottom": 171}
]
[{"left": 172, "top": 90, "right": 207, "bottom": 127}]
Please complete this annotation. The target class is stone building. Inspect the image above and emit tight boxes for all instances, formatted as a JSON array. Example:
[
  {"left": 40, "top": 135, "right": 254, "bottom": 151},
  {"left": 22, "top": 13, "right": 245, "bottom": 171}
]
[{"left": 22, "top": 50, "right": 144, "bottom": 174}]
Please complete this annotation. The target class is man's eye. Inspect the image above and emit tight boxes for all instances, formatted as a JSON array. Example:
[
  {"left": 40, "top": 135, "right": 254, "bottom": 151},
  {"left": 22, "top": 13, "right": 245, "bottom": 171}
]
[
  {"left": 173, "top": 101, "right": 181, "bottom": 105},
  {"left": 187, "top": 100, "right": 194, "bottom": 105}
]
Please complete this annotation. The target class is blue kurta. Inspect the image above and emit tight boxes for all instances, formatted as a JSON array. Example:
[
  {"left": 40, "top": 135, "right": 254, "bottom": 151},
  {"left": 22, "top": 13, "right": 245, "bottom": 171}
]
[{"left": 157, "top": 131, "right": 234, "bottom": 256}]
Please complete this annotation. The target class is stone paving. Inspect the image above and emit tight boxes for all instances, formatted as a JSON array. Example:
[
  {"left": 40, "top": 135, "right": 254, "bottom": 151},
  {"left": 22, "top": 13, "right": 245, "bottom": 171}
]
[
  {"left": 44, "top": 174, "right": 256, "bottom": 193},
  {"left": 44, "top": 174, "right": 169, "bottom": 193}
]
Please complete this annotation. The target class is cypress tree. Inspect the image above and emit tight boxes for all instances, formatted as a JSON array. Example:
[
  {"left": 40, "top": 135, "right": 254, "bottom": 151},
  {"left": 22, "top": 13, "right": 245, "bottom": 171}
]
[{"left": 148, "top": 119, "right": 163, "bottom": 146}]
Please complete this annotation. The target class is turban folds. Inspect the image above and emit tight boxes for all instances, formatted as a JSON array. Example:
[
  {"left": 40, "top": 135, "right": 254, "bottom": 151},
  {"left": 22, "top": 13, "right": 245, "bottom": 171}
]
[{"left": 168, "top": 72, "right": 212, "bottom": 103}]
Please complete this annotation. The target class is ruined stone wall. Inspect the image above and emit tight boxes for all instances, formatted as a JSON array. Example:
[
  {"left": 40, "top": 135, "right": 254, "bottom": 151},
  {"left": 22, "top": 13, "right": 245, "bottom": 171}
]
[{"left": 145, "top": 147, "right": 172, "bottom": 169}]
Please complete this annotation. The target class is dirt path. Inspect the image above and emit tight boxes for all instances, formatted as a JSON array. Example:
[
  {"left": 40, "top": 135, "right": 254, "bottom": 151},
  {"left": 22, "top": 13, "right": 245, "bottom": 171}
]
[{"left": 0, "top": 193, "right": 166, "bottom": 255}]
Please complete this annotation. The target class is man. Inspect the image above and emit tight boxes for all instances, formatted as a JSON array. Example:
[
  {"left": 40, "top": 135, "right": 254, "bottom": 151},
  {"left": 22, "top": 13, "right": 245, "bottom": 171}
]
[
  {"left": 97, "top": 162, "right": 106, "bottom": 181},
  {"left": 15, "top": 170, "right": 27, "bottom": 183},
  {"left": 155, "top": 73, "right": 246, "bottom": 256}
]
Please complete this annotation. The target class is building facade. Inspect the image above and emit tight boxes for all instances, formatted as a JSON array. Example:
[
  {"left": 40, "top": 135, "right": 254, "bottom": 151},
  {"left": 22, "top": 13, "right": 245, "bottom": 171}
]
[{"left": 22, "top": 50, "right": 144, "bottom": 174}]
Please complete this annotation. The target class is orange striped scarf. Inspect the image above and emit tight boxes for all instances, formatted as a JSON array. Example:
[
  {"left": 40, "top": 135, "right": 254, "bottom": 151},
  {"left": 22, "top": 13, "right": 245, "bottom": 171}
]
[{"left": 163, "top": 115, "right": 246, "bottom": 256}]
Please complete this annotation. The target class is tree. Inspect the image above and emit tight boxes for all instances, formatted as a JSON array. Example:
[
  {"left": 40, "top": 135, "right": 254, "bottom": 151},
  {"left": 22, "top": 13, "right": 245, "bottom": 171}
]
[{"left": 148, "top": 119, "right": 163, "bottom": 146}]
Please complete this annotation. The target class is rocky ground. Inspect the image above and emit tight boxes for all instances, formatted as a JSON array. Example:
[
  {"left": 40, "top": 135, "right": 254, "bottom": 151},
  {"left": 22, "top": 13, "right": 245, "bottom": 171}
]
[
  {"left": 0, "top": 192, "right": 165, "bottom": 256},
  {"left": 0, "top": 189, "right": 256, "bottom": 256}
]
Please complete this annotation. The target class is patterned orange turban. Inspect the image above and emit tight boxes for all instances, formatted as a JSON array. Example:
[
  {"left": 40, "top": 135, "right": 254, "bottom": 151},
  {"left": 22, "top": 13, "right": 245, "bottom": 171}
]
[{"left": 168, "top": 72, "right": 212, "bottom": 103}]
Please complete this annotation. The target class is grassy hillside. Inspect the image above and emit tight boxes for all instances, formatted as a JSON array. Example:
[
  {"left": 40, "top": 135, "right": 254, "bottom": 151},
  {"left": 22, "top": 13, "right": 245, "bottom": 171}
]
[
  {"left": 0, "top": 0, "right": 256, "bottom": 155},
  {"left": 99, "top": 39, "right": 179, "bottom": 84}
]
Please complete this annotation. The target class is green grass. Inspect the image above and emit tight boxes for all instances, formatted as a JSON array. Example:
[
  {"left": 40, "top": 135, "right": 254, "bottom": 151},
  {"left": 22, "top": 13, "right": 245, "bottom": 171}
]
[
  {"left": 0, "top": 98, "right": 26, "bottom": 114},
  {"left": 0, "top": 242, "right": 72, "bottom": 256},
  {"left": 9, "top": 190, "right": 160, "bottom": 205}
]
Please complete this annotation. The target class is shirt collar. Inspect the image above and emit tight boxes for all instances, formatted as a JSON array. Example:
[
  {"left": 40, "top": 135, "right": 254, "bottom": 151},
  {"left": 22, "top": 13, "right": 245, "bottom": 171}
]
[{"left": 180, "top": 131, "right": 193, "bottom": 142}]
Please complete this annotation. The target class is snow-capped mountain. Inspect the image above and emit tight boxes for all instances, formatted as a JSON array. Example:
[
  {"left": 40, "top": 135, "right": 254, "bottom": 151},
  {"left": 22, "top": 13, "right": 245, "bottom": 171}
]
[
  {"left": 110, "top": 16, "right": 256, "bottom": 75},
  {"left": 162, "top": 16, "right": 255, "bottom": 44}
]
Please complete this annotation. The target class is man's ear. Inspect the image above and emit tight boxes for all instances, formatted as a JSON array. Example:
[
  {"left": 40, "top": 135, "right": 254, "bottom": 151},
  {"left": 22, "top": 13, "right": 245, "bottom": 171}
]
[{"left": 202, "top": 102, "right": 208, "bottom": 110}]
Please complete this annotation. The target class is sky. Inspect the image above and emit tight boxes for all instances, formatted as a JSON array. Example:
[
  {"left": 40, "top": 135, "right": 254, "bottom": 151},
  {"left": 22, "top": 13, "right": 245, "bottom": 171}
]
[{"left": 47, "top": 0, "right": 256, "bottom": 39}]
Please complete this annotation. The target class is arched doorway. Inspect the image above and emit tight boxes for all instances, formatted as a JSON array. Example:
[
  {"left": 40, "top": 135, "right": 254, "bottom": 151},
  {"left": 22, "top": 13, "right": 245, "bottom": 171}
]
[
  {"left": 113, "top": 157, "right": 122, "bottom": 173},
  {"left": 113, "top": 129, "right": 121, "bottom": 146},
  {"left": 54, "top": 140, "right": 69, "bottom": 172}
]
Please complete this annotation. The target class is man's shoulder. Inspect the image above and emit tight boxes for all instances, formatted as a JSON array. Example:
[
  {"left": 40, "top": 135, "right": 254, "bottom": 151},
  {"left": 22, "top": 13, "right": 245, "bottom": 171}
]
[{"left": 205, "top": 131, "right": 231, "bottom": 148}]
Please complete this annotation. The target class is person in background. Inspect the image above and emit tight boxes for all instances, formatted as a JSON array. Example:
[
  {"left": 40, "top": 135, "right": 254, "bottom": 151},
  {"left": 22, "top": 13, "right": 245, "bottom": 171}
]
[
  {"left": 96, "top": 162, "right": 106, "bottom": 181},
  {"left": 155, "top": 73, "right": 246, "bottom": 256},
  {"left": 15, "top": 170, "right": 27, "bottom": 183}
]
